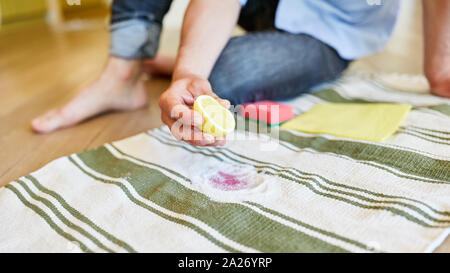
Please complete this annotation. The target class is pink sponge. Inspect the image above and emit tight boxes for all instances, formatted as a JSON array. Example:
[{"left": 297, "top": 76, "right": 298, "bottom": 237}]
[{"left": 239, "top": 101, "right": 294, "bottom": 125}]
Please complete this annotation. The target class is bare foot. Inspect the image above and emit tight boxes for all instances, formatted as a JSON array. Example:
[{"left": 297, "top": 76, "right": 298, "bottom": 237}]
[
  {"left": 142, "top": 54, "right": 176, "bottom": 76},
  {"left": 31, "top": 57, "right": 149, "bottom": 133}
]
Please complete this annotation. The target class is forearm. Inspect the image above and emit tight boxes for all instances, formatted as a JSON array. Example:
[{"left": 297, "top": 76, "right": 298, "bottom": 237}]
[
  {"left": 173, "top": 0, "right": 241, "bottom": 81},
  {"left": 422, "top": 0, "right": 450, "bottom": 96}
]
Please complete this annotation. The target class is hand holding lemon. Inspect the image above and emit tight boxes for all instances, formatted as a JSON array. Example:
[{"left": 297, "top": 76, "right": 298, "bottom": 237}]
[{"left": 158, "top": 76, "right": 234, "bottom": 146}]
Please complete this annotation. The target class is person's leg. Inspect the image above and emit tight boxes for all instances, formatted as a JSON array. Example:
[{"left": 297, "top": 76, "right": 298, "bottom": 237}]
[
  {"left": 209, "top": 31, "right": 350, "bottom": 105},
  {"left": 32, "top": 0, "right": 175, "bottom": 133},
  {"left": 209, "top": 0, "right": 349, "bottom": 105},
  {"left": 236, "top": 0, "right": 278, "bottom": 32}
]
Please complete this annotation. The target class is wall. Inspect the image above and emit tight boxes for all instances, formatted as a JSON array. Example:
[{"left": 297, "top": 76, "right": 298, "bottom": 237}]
[
  {"left": 0, "top": 0, "right": 107, "bottom": 25},
  {"left": 0, "top": 0, "right": 47, "bottom": 24}
]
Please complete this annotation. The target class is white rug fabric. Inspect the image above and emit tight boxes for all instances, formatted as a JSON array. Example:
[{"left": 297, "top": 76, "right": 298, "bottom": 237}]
[{"left": 0, "top": 72, "right": 449, "bottom": 253}]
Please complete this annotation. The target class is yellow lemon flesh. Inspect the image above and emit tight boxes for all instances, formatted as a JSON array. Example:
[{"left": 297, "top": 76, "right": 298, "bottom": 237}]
[{"left": 193, "top": 95, "right": 235, "bottom": 137}]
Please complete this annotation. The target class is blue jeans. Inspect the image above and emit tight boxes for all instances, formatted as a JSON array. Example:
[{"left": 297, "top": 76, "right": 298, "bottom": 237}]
[{"left": 110, "top": 0, "right": 350, "bottom": 104}]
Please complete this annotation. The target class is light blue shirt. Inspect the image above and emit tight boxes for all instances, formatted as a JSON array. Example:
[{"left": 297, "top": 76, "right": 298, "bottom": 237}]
[{"left": 238, "top": 0, "right": 400, "bottom": 60}]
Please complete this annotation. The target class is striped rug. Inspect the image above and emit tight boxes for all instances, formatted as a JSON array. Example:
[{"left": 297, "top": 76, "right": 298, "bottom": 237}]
[{"left": 1, "top": 73, "right": 449, "bottom": 253}]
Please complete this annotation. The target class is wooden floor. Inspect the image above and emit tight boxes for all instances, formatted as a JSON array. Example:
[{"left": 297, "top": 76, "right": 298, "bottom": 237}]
[
  {"left": 0, "top": 18, "right": 168, "bottom": 187},
  {"left": 0, "top": 14, "right": 448, "bottom": 253}
]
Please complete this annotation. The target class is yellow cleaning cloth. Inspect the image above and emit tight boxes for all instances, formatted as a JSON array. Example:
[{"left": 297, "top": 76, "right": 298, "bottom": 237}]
[{"left": 281, "top": 103, "right": 412, "bottom": 142}]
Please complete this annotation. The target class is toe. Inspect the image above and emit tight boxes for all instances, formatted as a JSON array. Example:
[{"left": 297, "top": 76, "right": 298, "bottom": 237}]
[{"left": 31, "top": 109, "right": 62, "bottom": 133}]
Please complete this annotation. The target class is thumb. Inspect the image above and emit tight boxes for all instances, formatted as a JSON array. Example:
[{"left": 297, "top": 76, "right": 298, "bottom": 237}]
[
  {"left": 187, "top": 79, "right": 231, "bottom": 109},
  {"left": 204, "top": 89, "right": 231, "bottom": 109}
]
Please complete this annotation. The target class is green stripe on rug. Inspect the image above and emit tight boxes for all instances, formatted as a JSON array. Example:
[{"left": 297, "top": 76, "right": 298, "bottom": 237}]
[
  {"left": 311, "top": 89, "right": 372, "bottom": 104},
  {"left": 5, "top": 183, "right": 93, "bottom": 253},
  {"left": 16, "top": 179, "right": 115, "bottom": 253},
  {"left": 313, "top": 88, "right": 450, "bottom": 117},
  {"left": 427, "top": 104, "right": 450, "bottom": 116},
  {"left": 244, "top": 201, "right": 376, "bottom": 251},
  {"left": 278, "top": 130, "right": 450, "bottom": 183},
  {"left": 399, "top": 131, "right": 450, "bottom": 146},
  {"left": 68, "top": 156, "right": 241, "bottom": 253},
  {"left": 155, "top": 128, "right": 450, "bottom": 217},
  {"left": 26, "top": 175, "right": 137, "bottom": 253},
  {"left": 109, "top": 142, "right": 373, "bottom": 251},
  {"left": 219, "top": 105, "right": 448, "bottom": 184},
  {"left": 367, "top": 77, "right": 450, "bottom": 117},
  {"left": 401, "top": 128, "right": 450, "bottom": 142},
  {"left": 148, "top": 131, "right": 450, "bottom": 227},
  {"left": 202, "top": 146, "right": 450, "bottom": 218},
  {"left": 277, "top": 140, "right": 445, "bottom": 185},
  {"left": 407, "top": 125, "right": 450, "bottom": 136},
  {"left": 76, "top": 146, "right": 350, "bottom": 253}
]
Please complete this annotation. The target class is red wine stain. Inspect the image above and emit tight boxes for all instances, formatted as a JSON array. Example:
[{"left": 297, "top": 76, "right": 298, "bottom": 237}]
[{"left": 209, "top": 171, "right": 250, "bottom": 191}]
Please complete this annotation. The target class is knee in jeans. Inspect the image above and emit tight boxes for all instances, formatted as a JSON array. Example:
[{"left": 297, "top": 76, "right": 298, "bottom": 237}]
[
  {"left": 210, "top": 82, "right": 250, "bottom": 106},
  {"left": 110, "top": 19, "right": 161, "bottom": 59},
  {"left": 209, "top": 68, "right": 243, "bottom": 105}
]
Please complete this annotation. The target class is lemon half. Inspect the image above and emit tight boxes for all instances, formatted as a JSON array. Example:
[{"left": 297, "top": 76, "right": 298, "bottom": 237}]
[{"left": 193, "top": 95, "right": 235, "bottom": 137}]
